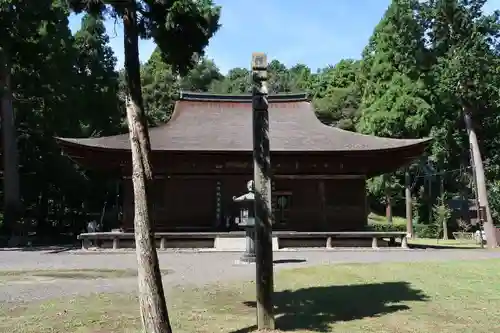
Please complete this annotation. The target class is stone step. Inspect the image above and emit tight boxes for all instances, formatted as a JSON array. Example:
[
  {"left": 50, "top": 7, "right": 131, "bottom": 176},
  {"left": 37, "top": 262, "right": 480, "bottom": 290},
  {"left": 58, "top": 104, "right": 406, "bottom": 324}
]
[{"left": 214, "top": 236, "right": 279, "bottom": 251}]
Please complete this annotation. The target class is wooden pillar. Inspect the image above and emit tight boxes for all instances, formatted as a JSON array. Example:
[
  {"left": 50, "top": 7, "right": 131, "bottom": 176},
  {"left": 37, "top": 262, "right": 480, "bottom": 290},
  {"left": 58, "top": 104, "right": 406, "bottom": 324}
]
[
  {"left": 251, "top": 52, "right": 275, "bottom": 330},
  {"left": 318, "top": 180, "right": 327, "bottom": 230},
  {"left": 405, "top": 170, "right": 413, "bottom": 238}
]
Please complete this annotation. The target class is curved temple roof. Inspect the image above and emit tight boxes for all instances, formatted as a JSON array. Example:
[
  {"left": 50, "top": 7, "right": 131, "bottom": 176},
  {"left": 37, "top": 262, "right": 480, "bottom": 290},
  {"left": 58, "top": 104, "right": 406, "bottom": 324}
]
[{"left": 56, "top": 91, "right": 431, "bottom": 153}]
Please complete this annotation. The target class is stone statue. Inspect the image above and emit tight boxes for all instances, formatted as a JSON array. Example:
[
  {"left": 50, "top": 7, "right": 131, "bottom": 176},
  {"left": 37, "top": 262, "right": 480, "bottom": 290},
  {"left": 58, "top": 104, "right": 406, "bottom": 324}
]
[
  {"left": 232, "top": 180, "right": 256, "bottom": 263},
  {"left": 233, "top": 180, "right": 255, "bottom": 202}
]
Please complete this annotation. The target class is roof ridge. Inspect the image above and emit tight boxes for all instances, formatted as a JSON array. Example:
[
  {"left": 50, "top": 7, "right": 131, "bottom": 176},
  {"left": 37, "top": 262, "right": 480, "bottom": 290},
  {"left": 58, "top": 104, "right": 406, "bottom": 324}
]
[{"left": 179, "top": 91, "right": 309, "bottom": 103}]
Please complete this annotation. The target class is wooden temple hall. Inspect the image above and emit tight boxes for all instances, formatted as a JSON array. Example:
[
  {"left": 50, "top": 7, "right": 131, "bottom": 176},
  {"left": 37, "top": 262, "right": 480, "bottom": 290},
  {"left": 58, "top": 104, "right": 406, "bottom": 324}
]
[{"left": 57, "top": 92, "right": 430, "bottom": 247}]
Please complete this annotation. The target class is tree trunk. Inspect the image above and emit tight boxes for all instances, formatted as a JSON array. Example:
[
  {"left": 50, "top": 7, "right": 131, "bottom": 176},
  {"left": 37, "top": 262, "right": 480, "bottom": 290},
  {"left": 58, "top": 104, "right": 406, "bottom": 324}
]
[
  {"left": 385, "top": 197, "right": 392, "bottom": 224},
  {"left": 36, "top": 188, "right": 49, "bottom": 238},
  {"left": 0, "top": 47, "right": 21, "bottom": 237},
  {"left": 440, "top": 176, "right": 448, "bottom": 240},
  {"left": 123, "top": 4, "right": 172, "bottom": 333},
  {"left": 442, "top": 217, "right": 449, "bottom": 240},
  {"left": 463, "top": 109, "right": 498, "bottom": 248},
  {"left": 405, "top": 170, "right": 413, "bottom": 238},
  {"left": 383, "top": 174, "right": 392, "bottom": 224},
  {"left": 469, "top": 143, "right": 480, "bottom": 224}
]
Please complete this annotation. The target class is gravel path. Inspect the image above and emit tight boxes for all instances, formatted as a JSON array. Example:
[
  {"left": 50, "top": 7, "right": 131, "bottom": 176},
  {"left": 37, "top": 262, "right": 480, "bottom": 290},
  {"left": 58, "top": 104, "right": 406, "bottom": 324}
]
[{"left": 1, "top": 248, "right": 499, "bottom": 304}]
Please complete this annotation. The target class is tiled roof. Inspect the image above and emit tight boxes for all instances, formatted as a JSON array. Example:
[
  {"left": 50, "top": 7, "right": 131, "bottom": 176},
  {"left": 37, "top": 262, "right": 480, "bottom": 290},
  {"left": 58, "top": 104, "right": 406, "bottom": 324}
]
[{"left": 56, "top": 92, "right": 431, "bottom": 152}]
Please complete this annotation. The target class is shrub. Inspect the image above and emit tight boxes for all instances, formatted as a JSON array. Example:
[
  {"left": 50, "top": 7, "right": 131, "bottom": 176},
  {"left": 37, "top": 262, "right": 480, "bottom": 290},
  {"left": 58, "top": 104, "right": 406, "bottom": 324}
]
[
  {"left": 366, "top": 222, "right": 444, "bottom": 238},
  {"left": 366, "top": 223, "right": 407, "bottom": 232},
  {"left": 414, "top": 224, "right": 439, "bottom": 238},
  {"left": 488, "top": 180, "right": 500, "bottom": 226}
]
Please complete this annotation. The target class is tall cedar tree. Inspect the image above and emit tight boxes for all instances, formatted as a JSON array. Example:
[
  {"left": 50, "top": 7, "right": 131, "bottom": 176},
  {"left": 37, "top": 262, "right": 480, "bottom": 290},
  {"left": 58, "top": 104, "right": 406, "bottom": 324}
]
[
  {"left": 67, "top": 1, "right": 220, "bottom": 332},
  {"left": 424, "top": 0, "right": 500, "bottom": 247},
  {"left": 0, "top": 0, "right": 41, "bottom": 238},
  {"left": 357, "top": 0, "right": 431, "bottom": 224},
  {"left": 73, "top": 13, "right": 122, "bottom": 137},
  {"left": 1, "top": 0, "right": 76, "bottom": 239}
]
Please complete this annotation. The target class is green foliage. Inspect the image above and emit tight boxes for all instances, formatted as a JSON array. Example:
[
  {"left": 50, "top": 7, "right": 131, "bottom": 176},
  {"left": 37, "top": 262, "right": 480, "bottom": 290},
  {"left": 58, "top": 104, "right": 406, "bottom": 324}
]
[
  {"left": 366, "top": 223, "right": 407, "bottom": 232},
  {"left": 412, "top": 195, "right": 421, "bottom": 225},
  {"left": 366, "top": 222, "right": 433, "bottom": 239},
  {"left": 367, "top": 173, "right": 404, "bottom": 206},
  {"left": 73, "top": 13, "right": 123, "bottom": 136},
  {"left": 68, "top": 0, "right": 221, "bottom": 76},
  {"left": 487, "top": 180, "right": 500, "bottom": 224},
  {"left": 140, "top": 49, "right": 179, "bottom": 126},
  {"left": 139, "top": 48, "right": 225, "bottom": 126},
  {"left": 415, "top": 224, "right": 440, "bottom": 239},
  {"left": 357, "top": 0, "right": 431, "bottom": 139}
]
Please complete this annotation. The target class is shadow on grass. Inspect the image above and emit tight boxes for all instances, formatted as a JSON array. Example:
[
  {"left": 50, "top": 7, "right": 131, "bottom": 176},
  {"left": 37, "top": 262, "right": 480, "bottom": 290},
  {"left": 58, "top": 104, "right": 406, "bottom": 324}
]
[
  {"left": 407, "top": 243, "right": 481, "bottom": 250},
  {"left": 0, "top": 245, "right": 77, "bottom": 253},
  {"left": 233, "top": 281, "right": 428, "bottom": 332},
  {"left": 273, "top": 259, "right": 307, "bottom": 265}
]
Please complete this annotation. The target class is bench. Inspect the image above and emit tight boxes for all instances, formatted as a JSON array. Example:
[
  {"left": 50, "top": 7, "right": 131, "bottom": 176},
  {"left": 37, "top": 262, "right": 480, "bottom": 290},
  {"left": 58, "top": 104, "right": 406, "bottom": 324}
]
[
  {"left": 78, "top": 231, "right": 408, "bottom": 250},
  {"left": 272, "top": 231, "right": 408, "bottom": 249},
  {"left": 78, "top": 232, "right": 226, "bottom": 250}
]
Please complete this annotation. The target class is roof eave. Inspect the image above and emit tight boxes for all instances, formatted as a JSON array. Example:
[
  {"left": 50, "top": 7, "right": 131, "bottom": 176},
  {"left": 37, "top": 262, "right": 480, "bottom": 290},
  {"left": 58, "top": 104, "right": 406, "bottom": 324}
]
[
  {"left": 179, "top": 91, "right": 310, "bottom": 103},
  {"left": 54, "top": 137, "right": 432, "bottom": 154}
]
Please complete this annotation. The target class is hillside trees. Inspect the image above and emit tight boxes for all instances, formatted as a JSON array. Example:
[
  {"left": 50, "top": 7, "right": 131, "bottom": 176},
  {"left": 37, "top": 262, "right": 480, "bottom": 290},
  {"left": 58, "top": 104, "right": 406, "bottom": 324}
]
[
  {"left": 313, "top": 60, "right": 362, "bottom": 129},
  {"left": 140, "top": 49, "right": 224, "bottom": 125},
  {"left": 140, "top": 49, "right": 179, "bottom": 126}
]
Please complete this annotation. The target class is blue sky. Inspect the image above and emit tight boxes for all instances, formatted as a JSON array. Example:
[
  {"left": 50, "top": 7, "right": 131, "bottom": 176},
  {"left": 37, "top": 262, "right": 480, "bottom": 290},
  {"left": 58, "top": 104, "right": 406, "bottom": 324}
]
[{"left": 68, "top": 0, "right": 500, "bottom": 74}]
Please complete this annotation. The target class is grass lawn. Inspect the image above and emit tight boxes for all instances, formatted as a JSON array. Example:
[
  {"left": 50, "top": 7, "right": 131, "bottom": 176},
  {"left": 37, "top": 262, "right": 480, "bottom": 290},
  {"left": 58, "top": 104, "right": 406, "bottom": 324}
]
[
  {"left": 2, "top": 260, "right": 500, "bottom": 333},
  {"left": 408, "top": 237, "right": 481, "bottom": 248},
  {"left": 0, "top": 269, "right": 172, "bottom": 284},
  {"left": 368, "top": 212, "right": 406, "bottom": 225}
]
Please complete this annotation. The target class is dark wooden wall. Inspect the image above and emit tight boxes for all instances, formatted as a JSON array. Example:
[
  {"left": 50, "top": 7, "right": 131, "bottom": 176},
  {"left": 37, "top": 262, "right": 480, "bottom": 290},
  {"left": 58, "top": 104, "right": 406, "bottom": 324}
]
[{"left": 121, "top": 175, "right": 367, "bottom": 232}]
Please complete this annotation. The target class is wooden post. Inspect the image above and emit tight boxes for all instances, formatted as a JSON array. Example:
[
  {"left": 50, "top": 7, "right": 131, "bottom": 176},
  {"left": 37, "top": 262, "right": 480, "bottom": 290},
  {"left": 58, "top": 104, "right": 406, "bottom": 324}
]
[
  {"left": 251, "top": 52, "right": 275, "bottom": 330},
  {"left": 405, "top": 170, "right": 413, "bottom": 238}
]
